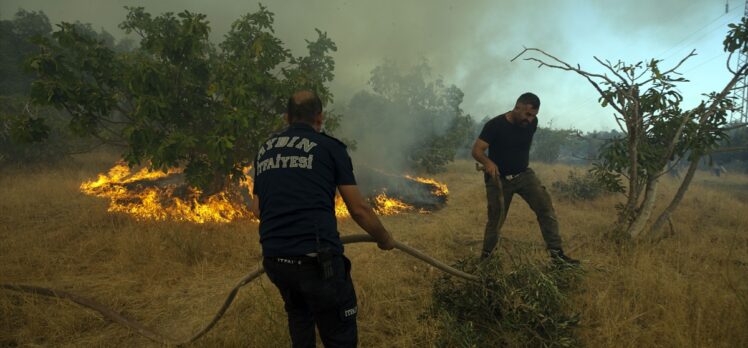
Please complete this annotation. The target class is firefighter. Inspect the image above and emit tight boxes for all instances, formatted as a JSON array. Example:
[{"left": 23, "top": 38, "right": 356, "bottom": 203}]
[
  {"left": 251, "top": 90, "right": 396, "bottom": 347},
  {"left": 471, "top": 92, "right": 579, "bottom": 265}
]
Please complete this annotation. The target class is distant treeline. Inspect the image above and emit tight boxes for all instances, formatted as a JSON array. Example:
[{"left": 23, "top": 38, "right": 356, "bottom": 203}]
[
  {"left": 1, "top": 10, "right": 127, "bottom": 166},
  {"left": 1, "top": 9, "right": 133, "bottom": 96},
  {"left": 527, "top": 126, "right": 748, "bottom": 173}
]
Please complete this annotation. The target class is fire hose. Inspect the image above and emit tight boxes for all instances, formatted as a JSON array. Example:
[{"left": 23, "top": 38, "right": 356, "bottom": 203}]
[{"left": 1, "top": 234, "right": 479, "bottom": 346}]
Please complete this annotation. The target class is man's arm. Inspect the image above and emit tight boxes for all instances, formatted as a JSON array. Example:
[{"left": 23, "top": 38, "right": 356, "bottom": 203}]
[
  {"left": 249, "top": 194, "right": 260, "bottom": 218},
  {"left": 472, "top": 138, "right": 499, "bottom": 177},
  {"left": 338, "top": 185, "right": 395, "bottom": 250}
]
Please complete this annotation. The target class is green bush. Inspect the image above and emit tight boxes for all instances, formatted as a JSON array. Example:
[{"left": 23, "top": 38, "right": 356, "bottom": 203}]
[
  {"left": 427, "top": 256, "right": 582, "bottom": 347},
  {"left": 0, "top": 96, "right": 93, "bottom": 166},
  {"left": 531, "top": 128, "right": 574, "bottom": 163},
  {"left": 552, "top": 170, "right": 610, "bottom": 202}
]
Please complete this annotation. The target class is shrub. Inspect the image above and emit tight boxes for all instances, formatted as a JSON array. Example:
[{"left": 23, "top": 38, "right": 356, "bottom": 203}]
[
  {"left": 552, "top": 170, "right": 610, "bottom": 202},
  {"left": 0, "top": 96, "right": 93, "bottom": 166},
  {"left": 531, "top": 128, "right": 574, "bottom": 163}
]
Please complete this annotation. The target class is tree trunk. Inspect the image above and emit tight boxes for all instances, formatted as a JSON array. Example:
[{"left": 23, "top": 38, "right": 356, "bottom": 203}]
[
  {"left": 621, "top": 113, "right": 641, "bottom": 226},
  {"left": 649, "top": 155, "right": 700, "bottom": 235},
  {"left": 203, "top": 170, "right": 231, "bottom": 197},
  {"left": 627, "top": 176, "right": 659, "bottom": 238}
]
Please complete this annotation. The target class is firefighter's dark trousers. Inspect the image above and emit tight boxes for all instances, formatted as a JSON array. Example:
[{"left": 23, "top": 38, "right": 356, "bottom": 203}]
[
  {"left": 264, "top": 255, "right": 358, "bottom": 348},
  {"left": 482, "top": 168, "right": 563, "bottom": 255}
]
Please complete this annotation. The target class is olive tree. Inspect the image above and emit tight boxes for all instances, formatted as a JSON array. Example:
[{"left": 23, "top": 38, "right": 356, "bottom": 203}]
[
  {"left": 24, "top": 5, "right": 337, "bottom": 194},
  {"left": 513, "top": 18, "right": 748, "bottom": 239}
]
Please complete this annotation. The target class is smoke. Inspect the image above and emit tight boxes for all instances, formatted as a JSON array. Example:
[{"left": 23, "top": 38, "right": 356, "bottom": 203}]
[
  {"left": 334, "top": 59, "right": 470, "bottom": 174},
  {"left": 0, "top": 0, "right": 732, "bottom": 133}
]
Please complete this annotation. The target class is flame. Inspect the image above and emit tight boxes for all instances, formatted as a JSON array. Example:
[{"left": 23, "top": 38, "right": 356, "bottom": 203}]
[
  {"left": 80, "top": 162, "right": 253, "bottom": 224},
  {"left": 371, "top": 193, "right": 413, "bottom": 215},
  {"left": 405, "top": 175, "right": 449, "bottom": 196},
  {"left": 335, "top": 195, "right": 350, "bottom": 217},
  {"left": 334, "top": 193, "right": 414, "bottom": 217},
  {"left": 82, "top": 163, "right": 174, "bottom": 192},
  {"left": 81, "top": 162, "right": 447, "bottom": 223}
]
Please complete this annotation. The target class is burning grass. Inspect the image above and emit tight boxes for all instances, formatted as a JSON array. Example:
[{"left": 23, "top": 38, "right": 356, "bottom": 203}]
[
  {"left": 80, "top": 162, "right": 254, "bottom": 224},
  {"left": 79, "top": 162, "right": 449, "bottom": 223}
]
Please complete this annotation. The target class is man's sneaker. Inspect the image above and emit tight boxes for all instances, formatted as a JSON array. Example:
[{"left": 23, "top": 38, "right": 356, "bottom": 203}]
[{"left": 549, "top": 249, "right": 580, "bottom": 266}]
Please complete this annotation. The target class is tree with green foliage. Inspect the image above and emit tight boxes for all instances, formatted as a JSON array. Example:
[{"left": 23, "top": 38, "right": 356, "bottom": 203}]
[
  {"left": 531, "top": 127, "right": 576, "bottom": 163},
  {"left": 0, "top": 10, "right": 124, "bottom": 164},
  {"left": 24, "top": 5, "right": 337, "bottom": 194},
  {"left": 0, "top": 10, "right": 128, "bottom": 97},
  {"left": 343, "top": 60, "right": 474, "bottom": 173},
  {"left": 0, "top": 10, "right": 52, "bottom": 95},
  {"left": 0, "top": 96, "right": 97, "bottom": 166},
  {"left": 515, "top": 17, "right": 748, "bottom": 239}
]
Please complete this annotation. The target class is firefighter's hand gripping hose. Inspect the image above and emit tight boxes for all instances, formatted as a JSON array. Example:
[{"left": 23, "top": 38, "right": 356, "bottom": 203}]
[{"left": 1, "top": 234, "right": 479, "bottom": 346}]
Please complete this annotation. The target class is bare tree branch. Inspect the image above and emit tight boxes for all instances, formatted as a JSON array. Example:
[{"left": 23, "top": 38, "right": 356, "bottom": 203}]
[
  {"left": 640, "top": 50, "right": 697, "bottom": 85},
  {"left": 594, "top": 57, "right": 629, "bottom": 84},
  {"left": 614, "top": 113, "right": 627, "bottom": 132},
  {"left": 727, "top": 51, "right": 737, "bottom": 74},
  {"left": 513, "top": 48, "right": 629, "bottom": 116}
]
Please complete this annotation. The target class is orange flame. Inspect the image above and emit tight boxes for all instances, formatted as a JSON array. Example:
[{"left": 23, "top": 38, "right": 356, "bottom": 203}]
[
  {"left": 405, "top": 175, "right": 449, "bottom": 196},
  {"left": 333, "top": 193, "right": 414, "bottom": 217},
  {"left": 80, "top": 162, "right": 253, "bottom": 224},
  {"left": 335, "top": 195, "right": 350, "bottom": 218},
  {"left": 371, "top": 193, "right": 413, "bottom": 215},
  {"left": 81, "top": 163, "right": 447, "bottom": 223}
]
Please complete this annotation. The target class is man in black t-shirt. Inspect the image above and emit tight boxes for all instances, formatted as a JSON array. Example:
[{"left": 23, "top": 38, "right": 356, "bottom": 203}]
[
  {"left": 251, "top": 90, "right": 396, "bottom": 347},
  {"left": 471, "top": 92, "right": 578, "bottom": 265}
]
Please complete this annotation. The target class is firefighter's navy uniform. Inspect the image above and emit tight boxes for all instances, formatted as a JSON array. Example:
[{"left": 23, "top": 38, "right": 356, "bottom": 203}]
[{"left": 253, "top": 122, "right": 358, "bottom": 347}]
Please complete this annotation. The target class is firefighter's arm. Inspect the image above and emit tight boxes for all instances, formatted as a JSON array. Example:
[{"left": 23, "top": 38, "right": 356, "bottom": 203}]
[
  {"left": 249, "top": 194, "right": 260, "bottom": 218},
  {"left": 471, "top": 138, "right": 499, "bottom": 177},
  {"left": 338, "top": 185, "right": 395, "bottom": 250}
]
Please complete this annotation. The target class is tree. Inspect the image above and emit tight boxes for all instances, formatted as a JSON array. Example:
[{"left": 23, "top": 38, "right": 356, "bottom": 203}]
[
  {"left": 0, "top": 10, "right": 52, "bottom": 95},
  {"left": 343, "top": 60, "right": 474, "bottom": 173},
  {"left": 0, "top": 96, "right": 98, "bottom": 166},
  {"left": 514, "top": 17, "right": 748, "bottom": 239},
  {"left": 0, "top": 10, "right": 130, "bottom": 97},
  {"left": 531, "top": 127, "right": 575, "bottom": 163},
  {"left": 25, "top": 5, "right": 337, "bottom": 194}
]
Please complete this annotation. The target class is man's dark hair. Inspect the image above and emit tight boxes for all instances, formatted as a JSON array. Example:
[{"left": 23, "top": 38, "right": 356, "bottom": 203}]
[
  {"left": 287, "top": 91, "right": 323, "bottom": 123},
  {"left": 516, "top": 92, "right": 540, "bottom": 109}
]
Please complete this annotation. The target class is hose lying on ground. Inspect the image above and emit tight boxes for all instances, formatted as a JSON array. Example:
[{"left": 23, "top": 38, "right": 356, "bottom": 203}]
[{"left": 1, "top": 234, "right": 478, "bottom": 346}]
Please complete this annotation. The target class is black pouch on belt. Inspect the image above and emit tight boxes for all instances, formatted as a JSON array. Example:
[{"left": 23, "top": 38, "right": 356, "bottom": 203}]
[{"left": 317, "top": 247, "right": 334, "bottom": 279}]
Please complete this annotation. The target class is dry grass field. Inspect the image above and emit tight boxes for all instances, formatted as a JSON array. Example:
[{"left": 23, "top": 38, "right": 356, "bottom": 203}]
[{"left": 1, "top": 151, "right": 747, "bottom": 347}]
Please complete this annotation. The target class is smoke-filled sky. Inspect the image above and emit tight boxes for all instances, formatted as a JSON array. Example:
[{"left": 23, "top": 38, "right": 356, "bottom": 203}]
[{"left": 1, "top": 0, "right": 744, "bottom": 132}]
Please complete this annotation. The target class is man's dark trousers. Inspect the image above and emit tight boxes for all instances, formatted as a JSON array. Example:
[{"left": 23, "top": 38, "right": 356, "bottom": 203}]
[
  {"left": 482, "top": 168, "right": 563, "bottom": 255},
  {"left": 263, "top": 255, "right": 358, "bottom": 348}
]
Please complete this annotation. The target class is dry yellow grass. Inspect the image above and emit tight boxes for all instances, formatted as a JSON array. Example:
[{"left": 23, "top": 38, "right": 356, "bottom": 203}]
[{"left": 1, "top": 153, "right": 747, "bottom": 347}]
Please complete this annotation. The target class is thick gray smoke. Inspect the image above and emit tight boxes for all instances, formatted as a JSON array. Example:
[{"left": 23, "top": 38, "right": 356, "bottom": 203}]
[
  {"left": 334, "top": 60, "right": 472, "bottom": 174},
  {"left": 0, "top": 0, "right": 733, "bottom": 132}
]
